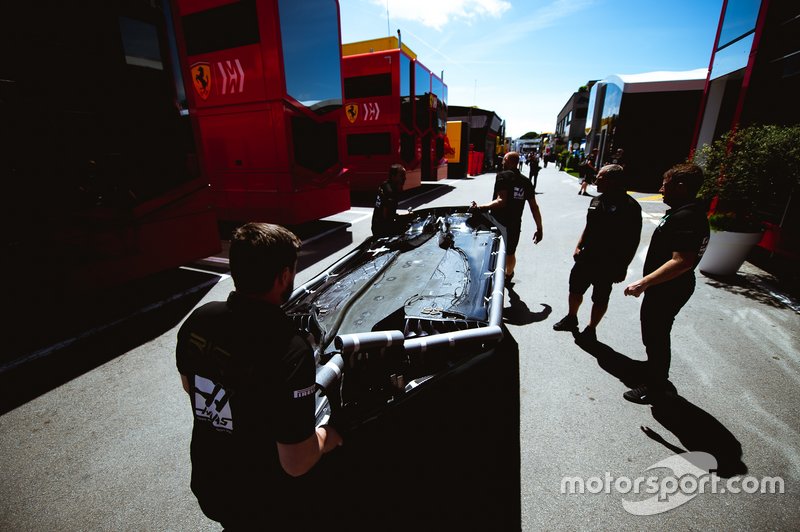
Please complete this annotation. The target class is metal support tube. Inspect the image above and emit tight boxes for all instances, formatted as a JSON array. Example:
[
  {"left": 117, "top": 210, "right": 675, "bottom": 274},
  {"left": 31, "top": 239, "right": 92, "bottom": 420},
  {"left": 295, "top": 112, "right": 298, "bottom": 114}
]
[
  {"left": 315, "top": 353, "right": 344, "bottom": 393},
  {"left": 404, "top": 325, "right": 503, "bottom": 354},
  {"left": 335, "top": 330, "right": 406, "bottom": 355},
  {"left": 488, "top": 236, "right": 506, "bottom": 327}
]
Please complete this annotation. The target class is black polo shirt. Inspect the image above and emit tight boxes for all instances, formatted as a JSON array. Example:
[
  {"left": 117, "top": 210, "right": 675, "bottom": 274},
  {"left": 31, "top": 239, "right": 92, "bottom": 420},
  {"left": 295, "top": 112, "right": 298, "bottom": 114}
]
[
  {"left": 491, "top": 169, "right": 535, "bottom": 231},
  {"left": 643, "top": 200, "right": 710, "bottom": 290},
  {"left": 176, "top": 292, "right": 317, "bottom": 523},
  {"left": 579, "top": 190, "right": 642, "bottom": 277}
]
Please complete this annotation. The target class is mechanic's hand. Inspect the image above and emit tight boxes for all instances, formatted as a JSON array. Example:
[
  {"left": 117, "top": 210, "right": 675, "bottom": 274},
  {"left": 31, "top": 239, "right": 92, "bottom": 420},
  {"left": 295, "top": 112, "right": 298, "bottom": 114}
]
[
  {"left": 624, "top": 279, "right": 647, "bottom": 297},
  {"left": 319, "top": 425, "right": 343, "bottom": 453},
  {"left": 573, "top": 246, "right": 581, "bottom": 260},
  {"left": 533, "top": 229, "right": 543, "bottom": 244}
]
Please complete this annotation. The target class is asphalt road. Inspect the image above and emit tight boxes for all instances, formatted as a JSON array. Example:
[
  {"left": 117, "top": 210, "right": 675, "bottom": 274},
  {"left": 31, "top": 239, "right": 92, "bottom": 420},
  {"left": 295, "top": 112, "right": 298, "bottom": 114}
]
[{"left": 1, "top": 164, "right": 798, "bottom": 531}]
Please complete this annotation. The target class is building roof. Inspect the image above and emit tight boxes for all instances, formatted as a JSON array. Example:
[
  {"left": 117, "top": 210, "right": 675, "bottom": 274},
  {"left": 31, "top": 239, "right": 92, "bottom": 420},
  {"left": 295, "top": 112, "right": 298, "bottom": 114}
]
[
  {"left": 448, "top": 106, "right": 504, "bottom": 132},
  {"left": 342, "top": 36, "right": 417, "bottom": 59},
  {"left": 605, "top": 68, "right": 708, "bottom": 93}
]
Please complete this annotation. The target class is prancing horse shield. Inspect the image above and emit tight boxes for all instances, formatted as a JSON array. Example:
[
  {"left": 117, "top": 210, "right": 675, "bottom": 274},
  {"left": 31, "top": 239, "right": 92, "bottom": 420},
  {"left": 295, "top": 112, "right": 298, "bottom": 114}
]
[
  {"left": 191, "top": 62, "right": 212, "bottom": 100},
  {"left": 346, "top": 103, "right": 358, "bottom": 123}
]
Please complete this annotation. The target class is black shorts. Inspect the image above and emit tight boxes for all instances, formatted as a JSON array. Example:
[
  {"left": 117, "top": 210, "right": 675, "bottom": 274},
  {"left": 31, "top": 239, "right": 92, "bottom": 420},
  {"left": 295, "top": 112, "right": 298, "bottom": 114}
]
[
  {"left": 568, "top": 260, "right": 613, "bottom": 304},
  {"left": 504, "top": 224, "right": 522, "bottom": 255}
]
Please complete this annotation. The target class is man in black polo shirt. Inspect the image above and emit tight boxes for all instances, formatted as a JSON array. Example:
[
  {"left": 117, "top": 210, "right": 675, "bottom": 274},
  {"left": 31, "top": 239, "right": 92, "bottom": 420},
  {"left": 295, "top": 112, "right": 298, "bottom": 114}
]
[
  {"left": 371, "top": 164, "right": 412, "bottom": 238},
  {"left": 471, "top": 151, "right": 543, "bottom": 283},
  {"left": 623, "top": 163, "right": 710, "bottom": 404},
  {"left": 553, "top": 164, "right": 641, "bottom": 343},
  {"left": 176, "top": 222, "right": 342, "bottom": 528}
]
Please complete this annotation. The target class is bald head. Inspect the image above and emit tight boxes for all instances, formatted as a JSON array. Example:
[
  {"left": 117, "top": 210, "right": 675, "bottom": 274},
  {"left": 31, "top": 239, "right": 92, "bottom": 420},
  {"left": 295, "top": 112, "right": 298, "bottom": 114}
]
[
  {"left": 595, "top": 164, "right": 626, "bottom": 193},
  {"left": 504, "top": 151, "right": 520, "bottom": 170}
]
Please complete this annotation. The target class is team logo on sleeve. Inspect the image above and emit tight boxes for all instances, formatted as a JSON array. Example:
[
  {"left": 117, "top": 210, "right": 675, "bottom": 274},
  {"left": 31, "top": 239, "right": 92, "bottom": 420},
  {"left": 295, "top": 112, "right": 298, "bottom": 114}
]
[
  {"left": 191, "top": 62, "right": 212, "bottom": 100},
  {"left": 513, "top": 186, "right": 525, "bottom": 200},
  {"left": 193, "top": 375, "right": 233, "bottom": 432}
]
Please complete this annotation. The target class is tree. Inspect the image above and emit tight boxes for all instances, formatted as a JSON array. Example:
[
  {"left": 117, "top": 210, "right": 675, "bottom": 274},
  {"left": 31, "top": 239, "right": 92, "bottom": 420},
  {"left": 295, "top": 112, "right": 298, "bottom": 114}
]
[
  {"left": 695, "top": 124, "right": 800, "bottom": 231},
  {"left": 520, "top": 131, "right": 539, "bottom": 139}
]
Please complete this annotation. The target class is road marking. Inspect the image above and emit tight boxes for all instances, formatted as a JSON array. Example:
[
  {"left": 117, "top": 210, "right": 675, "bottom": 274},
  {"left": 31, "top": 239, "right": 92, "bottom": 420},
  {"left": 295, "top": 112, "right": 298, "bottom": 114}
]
[{"left": 636, "top": 194, "right": 663, "bottom": 202}]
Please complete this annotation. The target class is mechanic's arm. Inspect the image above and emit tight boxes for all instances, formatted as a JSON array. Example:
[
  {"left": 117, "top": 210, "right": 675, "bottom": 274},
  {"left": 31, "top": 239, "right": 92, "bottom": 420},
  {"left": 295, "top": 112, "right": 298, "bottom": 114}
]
[
  {"left": 472, "top": 189, "right": 508, "bottom": 212},
  {"left": 382, "top": 204, "right": 395, "bottom": 222},
  {"left": 573, "top": 228, "right": 587, "bottom": 259},
  {"left": 277, "top": 425, "right": 343, "bottom": 477},
  {"left": 624, "top": 250, "right": 695, "bottom": 297},
  {"left": 528, "top": 197, "right": 543, "bottom": 243},
  {"left": 180, "top": 371, "right": 342, "bottom": 477}
]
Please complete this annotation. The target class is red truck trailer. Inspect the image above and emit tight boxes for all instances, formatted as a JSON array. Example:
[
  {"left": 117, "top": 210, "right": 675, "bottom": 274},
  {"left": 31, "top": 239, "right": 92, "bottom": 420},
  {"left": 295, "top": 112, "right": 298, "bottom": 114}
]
[
  {"left": 171, "top": 0, "right": 350, "bottom": 224},
  {"left": 1, "top": 1, "right": 221, "bottom": 298},
  {"left": 341, "top": 37, "right": 448, "bottom": 192}
]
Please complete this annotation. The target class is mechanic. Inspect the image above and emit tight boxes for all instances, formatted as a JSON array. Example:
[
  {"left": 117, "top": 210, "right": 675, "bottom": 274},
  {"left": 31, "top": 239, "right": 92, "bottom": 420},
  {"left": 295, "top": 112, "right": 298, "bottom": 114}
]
[
  {"left": 622, "top": 163, "right": 709, "bottom": 404},
  {"left": 471, "top": 151, "right": 543, "bottom": 283},
  {"left": 371, "top": 163, "right": 412, "bottom": 237},
  {"left": 176, "top": 222, "right": 342, "bottom": 528},
  {"left": 553, "top": 164, "right": 642, "bottom": 344}
]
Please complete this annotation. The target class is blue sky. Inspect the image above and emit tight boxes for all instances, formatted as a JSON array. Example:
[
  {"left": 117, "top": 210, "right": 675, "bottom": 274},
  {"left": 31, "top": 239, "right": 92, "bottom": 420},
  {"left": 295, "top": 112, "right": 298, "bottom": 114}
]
[{"left": 339, "top": 0, "right": 723, "bottom": 138}]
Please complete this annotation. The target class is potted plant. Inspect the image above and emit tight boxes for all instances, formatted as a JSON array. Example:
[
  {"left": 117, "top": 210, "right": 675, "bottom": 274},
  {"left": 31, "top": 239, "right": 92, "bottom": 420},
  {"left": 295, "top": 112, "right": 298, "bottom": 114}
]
[{"left": 694, "top": 124, "right": 800, "bottom": 276}]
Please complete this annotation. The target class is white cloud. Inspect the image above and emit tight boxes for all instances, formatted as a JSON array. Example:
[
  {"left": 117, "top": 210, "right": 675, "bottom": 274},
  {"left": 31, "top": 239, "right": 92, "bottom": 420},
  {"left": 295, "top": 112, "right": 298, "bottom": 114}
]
[{"left": 374, "top": 0, "right": 511, "bottom": 30}]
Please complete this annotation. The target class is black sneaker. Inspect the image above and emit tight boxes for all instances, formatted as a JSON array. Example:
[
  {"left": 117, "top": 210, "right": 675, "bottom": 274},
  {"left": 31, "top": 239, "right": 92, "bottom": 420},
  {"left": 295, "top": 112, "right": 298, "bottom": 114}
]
[
  {"left": 553, "top": 314, "right": 578, "bottom": 331},
  {"left": 576, "top": 326, "right": 597, "bottom": 344},
  {"left": 623, "top": 385, "right": 657, "bottom": 405}
]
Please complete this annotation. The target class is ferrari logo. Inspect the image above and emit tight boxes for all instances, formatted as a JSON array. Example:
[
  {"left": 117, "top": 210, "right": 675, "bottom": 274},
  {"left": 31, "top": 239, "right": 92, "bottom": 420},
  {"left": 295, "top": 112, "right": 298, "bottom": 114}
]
[
  {"left": 191, "top": 62, "right": 212, "bottom": 100},
  {"left": 346, "top": 103, "right": 358, "bottom": 123},
  {"left": 429, "top": 93, "right": 438, "bottom": 109}
]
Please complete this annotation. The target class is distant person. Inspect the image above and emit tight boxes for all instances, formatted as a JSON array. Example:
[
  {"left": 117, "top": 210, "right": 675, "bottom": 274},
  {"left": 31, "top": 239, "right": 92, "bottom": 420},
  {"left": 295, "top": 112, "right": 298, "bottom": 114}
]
[
  {"left": 553, "top": 164, "right": 642, "bottom": 343},
  {"left": 622, "top": 163, "right": 709, "bottom": 404},
  {"left": 543, "top": 146, "right": 550, "bottom": 168},
  {"left": 578, "top": 148, "right": 598, "bottom": 196},
  {"left": 519, "top": 151, "right": 526, "bottom": 171},
  {"left": 176, "top": 222, "right": 343, "bottom": 528},
  {"left": 611, "top": 148, "right": 625, "bottom": 168},
  {"left": 528, "top": 151, "right": 541, "bottom": 191},
  {"left": 371, "top": 164, "right": 412, "bottom": 237},
  {"left": 471, "top": 151, "right": 543, "bottom": 283}
]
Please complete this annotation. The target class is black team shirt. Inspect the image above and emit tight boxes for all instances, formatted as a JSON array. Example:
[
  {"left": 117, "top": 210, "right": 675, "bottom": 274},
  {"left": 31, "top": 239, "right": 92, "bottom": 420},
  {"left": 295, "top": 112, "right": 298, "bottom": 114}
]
[
  {"left": 579, "top": 190, "right": 642, "bottom": 278},
  {"left": 176, "top": 292, "right": 317, "bottom": 524},
  {"left": 491, "top": 169, "right": 535, "bottom": 231},
  {"left": 643, "top": 200, "right": 710, "bottom": 291}
]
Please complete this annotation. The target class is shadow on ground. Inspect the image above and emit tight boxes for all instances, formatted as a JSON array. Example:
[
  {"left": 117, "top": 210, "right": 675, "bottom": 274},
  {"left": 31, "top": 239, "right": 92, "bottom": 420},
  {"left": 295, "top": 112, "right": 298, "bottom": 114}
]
[
  {"left": 645, "top": 394, "right": 748, "bottom": 478},
  {"left": 577, "top": 340, "right": 748, "bottom": 478},
  {"left": 503, "top": 284, "right": 552, "bottom": 325},
  {"left": 577, "top": 340, "right": 647, "bottom": 388},
  {"left": 0, "top": 269, "right": 220, "bottom": 414},
  {"left": 701, "top": 270, "right": 799, "bottom": 310}
]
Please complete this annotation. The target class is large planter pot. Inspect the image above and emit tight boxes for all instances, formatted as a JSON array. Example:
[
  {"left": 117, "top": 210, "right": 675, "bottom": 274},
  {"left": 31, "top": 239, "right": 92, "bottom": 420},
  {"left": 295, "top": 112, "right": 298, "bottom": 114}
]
[{"left": 698, "top": 229, "right": 763, "bottom": 276}]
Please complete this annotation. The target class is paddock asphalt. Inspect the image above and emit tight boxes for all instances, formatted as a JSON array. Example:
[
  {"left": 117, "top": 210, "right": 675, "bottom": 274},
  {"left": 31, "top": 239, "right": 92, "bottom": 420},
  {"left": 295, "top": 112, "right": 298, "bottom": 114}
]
[{"left": 1, "top": 164, "right": 798, "bottom": 531}]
